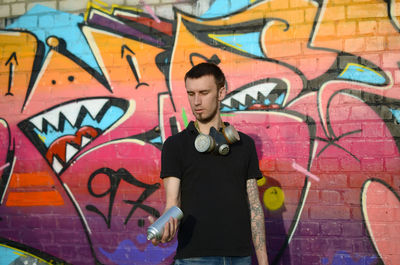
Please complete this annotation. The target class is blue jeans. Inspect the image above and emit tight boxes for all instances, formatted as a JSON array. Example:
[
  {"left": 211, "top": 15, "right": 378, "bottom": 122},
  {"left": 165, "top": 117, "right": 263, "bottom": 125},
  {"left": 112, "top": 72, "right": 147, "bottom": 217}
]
[{"left": 174, "top": 256, "right": 251, "bottom": 265}]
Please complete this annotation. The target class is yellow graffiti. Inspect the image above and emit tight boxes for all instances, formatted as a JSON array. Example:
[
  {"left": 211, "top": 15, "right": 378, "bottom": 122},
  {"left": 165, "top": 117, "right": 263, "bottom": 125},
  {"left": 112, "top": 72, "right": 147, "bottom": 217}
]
[
  {"left": 257, "top": 175, "right": 267, "bottom": 186},
  {"left": 208, "top": 33, "right": 247, "bottom": 53},
  {"left": 263, "top": 186, "right": 285, "bottom": 211},
  {"left": 339, "top": 63, "right": 383, "bottom": 78}
]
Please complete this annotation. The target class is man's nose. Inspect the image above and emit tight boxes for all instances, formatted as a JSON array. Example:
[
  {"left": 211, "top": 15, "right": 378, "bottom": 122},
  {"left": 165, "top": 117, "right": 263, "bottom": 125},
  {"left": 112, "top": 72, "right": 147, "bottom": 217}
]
[{"left": 194, "top": 94, "right": 201, "bottom": 105}]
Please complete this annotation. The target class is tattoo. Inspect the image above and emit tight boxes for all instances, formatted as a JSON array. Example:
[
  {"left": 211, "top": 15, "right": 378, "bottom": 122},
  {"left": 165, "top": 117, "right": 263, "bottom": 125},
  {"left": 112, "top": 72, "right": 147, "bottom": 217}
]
[{"left": 247, "top": 179, "right": 266, "bottom": 251}]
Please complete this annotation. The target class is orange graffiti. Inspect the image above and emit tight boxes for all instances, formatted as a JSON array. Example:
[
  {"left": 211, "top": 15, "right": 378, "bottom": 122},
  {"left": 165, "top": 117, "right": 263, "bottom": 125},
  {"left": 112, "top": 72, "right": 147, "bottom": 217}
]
[{"left": 6, "top": 190, "right": 63, "bottom": 206}]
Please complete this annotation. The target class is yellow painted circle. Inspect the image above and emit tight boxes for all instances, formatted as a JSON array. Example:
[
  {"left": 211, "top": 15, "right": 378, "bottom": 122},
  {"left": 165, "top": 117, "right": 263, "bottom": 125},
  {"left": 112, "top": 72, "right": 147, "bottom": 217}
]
[
  {"left": 257, "top": 176, "right": 266, "bottom": 186},
  {"left": 47, "top": 37, "right": 59, "bottom": 48},
  {"left": 263, "top": 187, "right": 285, "bottom": 211}
]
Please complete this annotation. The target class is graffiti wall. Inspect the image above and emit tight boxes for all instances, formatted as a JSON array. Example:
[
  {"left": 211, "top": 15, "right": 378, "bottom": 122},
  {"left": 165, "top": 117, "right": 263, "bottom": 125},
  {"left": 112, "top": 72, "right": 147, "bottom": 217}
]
[{"left": 1, "top": 0, "right": 400, "bottom": 264}]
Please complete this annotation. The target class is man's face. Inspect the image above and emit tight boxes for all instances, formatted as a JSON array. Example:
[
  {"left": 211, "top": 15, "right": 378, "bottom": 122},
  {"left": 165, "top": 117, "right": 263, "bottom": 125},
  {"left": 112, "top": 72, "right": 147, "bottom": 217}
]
[{"left": 185, "top": 75, "right": 225, "bottom": 123}]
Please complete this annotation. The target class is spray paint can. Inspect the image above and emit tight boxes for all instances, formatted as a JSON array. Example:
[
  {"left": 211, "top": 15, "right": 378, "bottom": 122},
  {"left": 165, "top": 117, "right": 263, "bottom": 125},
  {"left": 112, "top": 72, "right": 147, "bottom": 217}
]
[{"left": 147, "top": 206, "right": 183, "bottom": 240}]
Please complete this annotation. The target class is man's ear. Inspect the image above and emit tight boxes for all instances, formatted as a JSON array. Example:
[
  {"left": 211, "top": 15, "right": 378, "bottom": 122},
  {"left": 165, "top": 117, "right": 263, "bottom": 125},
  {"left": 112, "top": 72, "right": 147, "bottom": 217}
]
[{"left": 218, "top": 86, "right": 227, "bottom": 101}]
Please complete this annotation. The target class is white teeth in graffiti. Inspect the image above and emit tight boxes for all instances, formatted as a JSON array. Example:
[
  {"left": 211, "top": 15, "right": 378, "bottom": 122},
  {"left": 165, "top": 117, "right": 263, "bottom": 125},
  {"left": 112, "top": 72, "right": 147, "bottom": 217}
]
[
  {"left": 81, "top": 136, "right": 91, "bottom": 148},
  {"left": 52, "top": 156, "right": 63, "bottom": 174},
  {"left": 30, "top": 99, "right": 109, "bottom": 131},
  {"left": 221, "top": 83, "right": 277, "bottom": 107},
  {"left": 65, "top": 143, "right": 79, "bottom": 163}
]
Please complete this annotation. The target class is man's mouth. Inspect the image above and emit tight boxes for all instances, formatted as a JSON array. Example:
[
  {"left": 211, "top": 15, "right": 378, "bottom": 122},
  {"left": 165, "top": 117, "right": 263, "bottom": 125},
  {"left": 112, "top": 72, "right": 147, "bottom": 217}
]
[
  {"left": 18, "top": 97, "right": 129, "bottom": 175},
  {"left": 221, "top": 79, "right": 287, "bottom": 111}
]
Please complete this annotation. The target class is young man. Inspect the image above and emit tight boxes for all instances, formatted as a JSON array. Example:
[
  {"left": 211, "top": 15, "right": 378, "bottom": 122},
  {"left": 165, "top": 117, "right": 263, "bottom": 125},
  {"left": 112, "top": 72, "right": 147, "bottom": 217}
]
[{"left": 152, "top": 63, "right": 269, "bottom": 265}]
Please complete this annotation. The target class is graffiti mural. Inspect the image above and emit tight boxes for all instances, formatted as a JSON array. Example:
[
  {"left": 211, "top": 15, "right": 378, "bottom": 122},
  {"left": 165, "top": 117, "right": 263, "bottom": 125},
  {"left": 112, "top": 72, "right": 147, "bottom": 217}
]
[{"left": 0, "top": 0, "right": 400, "bottom": 264}]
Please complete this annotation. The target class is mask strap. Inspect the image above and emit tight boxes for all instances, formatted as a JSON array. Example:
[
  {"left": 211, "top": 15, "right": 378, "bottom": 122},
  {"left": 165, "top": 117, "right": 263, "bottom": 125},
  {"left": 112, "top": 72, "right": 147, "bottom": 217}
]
[{"left": 194, "top": 120, "right": 200, "bottom": 133}]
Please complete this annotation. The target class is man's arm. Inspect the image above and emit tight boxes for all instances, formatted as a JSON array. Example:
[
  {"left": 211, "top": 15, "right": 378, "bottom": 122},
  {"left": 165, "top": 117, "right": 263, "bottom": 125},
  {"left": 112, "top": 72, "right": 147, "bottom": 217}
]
[
  {"left": 247, "top": 178, "right": 269, "bottom": 265},
  {"left": 164, "top": 176, "right": 181, "bottom": 209},
  {"left": 149, "top": 176, "right": 181, "bottom": 245}
]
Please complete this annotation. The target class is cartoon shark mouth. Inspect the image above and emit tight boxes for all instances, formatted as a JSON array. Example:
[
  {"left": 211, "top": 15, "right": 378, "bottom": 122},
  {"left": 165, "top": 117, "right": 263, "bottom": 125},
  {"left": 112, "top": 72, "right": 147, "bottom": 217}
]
[
  {"left": 18, "top": 97, "right": 129, "bottom": 175},
  {"left": 221, "top": 78, "right": 287, "bottom": 112}
]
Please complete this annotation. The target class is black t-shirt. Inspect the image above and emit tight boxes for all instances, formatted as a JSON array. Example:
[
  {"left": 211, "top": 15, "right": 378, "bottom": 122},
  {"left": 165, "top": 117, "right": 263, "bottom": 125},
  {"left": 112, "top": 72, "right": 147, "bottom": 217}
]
[{"left": 160, "top": 121, "right": 262, "bottom": 259}]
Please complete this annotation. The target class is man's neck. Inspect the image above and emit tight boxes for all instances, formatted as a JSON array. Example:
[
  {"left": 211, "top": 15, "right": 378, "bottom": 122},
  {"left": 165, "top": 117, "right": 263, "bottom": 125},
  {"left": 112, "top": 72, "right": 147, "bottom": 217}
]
[{"left": 196, "top": 116, "right": 223, "bottom": 134}]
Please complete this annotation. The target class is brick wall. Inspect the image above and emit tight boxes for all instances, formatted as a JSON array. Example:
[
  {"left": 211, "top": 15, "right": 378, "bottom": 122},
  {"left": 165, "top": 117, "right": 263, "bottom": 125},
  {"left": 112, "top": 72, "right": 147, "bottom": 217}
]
[{"left": 1, "top": 0, "right": 400, "bottom": 264}]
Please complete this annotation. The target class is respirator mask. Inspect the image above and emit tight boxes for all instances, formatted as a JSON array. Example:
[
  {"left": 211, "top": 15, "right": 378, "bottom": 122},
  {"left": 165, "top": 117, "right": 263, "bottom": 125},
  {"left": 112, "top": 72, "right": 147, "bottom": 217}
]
[{"left": 194, "top": 123, "right": 240, "bottom": 155}]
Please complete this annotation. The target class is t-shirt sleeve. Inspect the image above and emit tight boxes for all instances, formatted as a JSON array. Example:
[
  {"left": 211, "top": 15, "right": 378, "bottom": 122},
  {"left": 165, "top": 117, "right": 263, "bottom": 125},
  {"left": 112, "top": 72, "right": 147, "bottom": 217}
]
[
  {"left": 247, "top": 136, "right": 263, "bottom": 180},
  {"left": 160, "top": 136, "right": 182, "bottom": 179}
]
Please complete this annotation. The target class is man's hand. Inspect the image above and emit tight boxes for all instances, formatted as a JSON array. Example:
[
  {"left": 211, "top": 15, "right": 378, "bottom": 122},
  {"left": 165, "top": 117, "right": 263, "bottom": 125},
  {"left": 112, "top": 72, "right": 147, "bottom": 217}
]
[{"left": 148, "top": 215, "right": 179, "bottom": 246}]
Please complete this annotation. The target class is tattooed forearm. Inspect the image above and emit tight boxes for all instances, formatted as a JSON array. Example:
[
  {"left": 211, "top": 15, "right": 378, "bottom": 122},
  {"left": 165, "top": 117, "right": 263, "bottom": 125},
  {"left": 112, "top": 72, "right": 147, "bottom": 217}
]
[{"left": 247, "top": 179, "right": 269, "bottom": 264}]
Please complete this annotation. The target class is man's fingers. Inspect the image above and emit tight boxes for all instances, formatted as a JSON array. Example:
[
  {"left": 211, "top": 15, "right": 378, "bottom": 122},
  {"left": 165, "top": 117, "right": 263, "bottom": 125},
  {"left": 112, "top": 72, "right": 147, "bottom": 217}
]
[
  {"left": 151, "top": 238, "right": 159, "bottom": 246},
  {"left": 149, "top": 216, "right": 178, "bottom": 244},
  {"left": 173, "top": 217, "right": 178, "bottom": 236},
  {"left": 161, "top": 219, "right": 171, "bottom": 243}
]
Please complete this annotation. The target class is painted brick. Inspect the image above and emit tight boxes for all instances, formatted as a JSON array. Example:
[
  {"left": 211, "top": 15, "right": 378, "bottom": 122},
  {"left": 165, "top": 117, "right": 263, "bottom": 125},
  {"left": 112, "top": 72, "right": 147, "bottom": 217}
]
[
  {"left": 0, "top": 5, "right": 10, "bottom": 17},
  {"left": 387, "top": 35, "right": 400, "bottom": 50},
  {"left": 320, "top": 190, "right": 341, "bottom": 205},
  {"left": 346, "top": 4, "right": 387, "bottom": 19},
  {"left": 342, "top": 222, "right": 363, "bottom": 237},
  {"left": 125, "top": 0, "right": 141, "bottom": 5},
  {"left": 317, "top": 158, "right": 340, "bottom": 172},
  {"left": 344, "top": 37, "right": 365, "bottom": 53},
  {"left": 378, "top": 20, "right": 397, "bottom": 34},
  {"left": 315, "top": 22, "right": 336, "bottom": 37},
  {"left": 27, "top": 1, "right": 57, "bottom": 10},
  {"left": 162, "top": 0, "right": 185, "bottom": 3},
  {"left": 340, "top": 158, "right": 361, "bottom": 172},
  {"left": 360, "top": 157, "right": 384, "bottom": 172},
  {"left": 172, "top": 2, "right": 194, "bottom": 16},
  {"left": 58, "top": 0, "right": 87, "bottom": 11},
  {"left": 383, "top": 52, "right": 400, "bottom": 68},
  {"left": 362, "top": 121, "right": 384, "bottom": 138},
  {"left": 365, "top": 36, "right": 385, "bottom": 52},
  {"left": 301, "top": 254, "right": 321, "bottom": 265},
  {"left": 350, "top": 206, "right": 363, "bottom": 219},
  {"left": 320, "top": 221, "right": 342, "bottom": 236},
  {"left": 322, "top": 6, "right": 346, "bottom": 21},
  {"left": 155, "top": 4, "right": 174, "bottom": 20},
  {"left": 271, "top": 9, "right": 305, "bottom": 24},
  {"left": 11, "top": 3, "right": 26, "bottom": 16},
  {"left": 298, "top": 221, "right": 320, "bottom": 236},
  {"left": 358, "top": 20, "right": 377, "bottom": 35},
  {"left": 343, "top": 189, "right": 361, "bottom": 205},
  {"left": 337, "top": 21, "right": 356, "bottom": 36},
  {"left": 318, "top": 174, "right": 347, "bottom": 191},
  {"left": 353, "top": 238, "right": 375, "bottom": 253},
  {"left": 310, "top": 206, "right": 350, "bottom": 219}
]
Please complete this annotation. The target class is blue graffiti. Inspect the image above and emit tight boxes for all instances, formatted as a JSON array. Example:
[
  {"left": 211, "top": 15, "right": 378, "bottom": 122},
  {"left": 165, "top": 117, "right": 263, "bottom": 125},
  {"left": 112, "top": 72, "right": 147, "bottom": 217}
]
[
  {"left": 201, "top": 0, "right": 259, "bottom": 18},
  {"left": 0, "top": 245, "right": 44, "bottom": 265},
  {"left": 6, "top": 4, "right": 101, "bottom": 74},
  {"left": 321, "top": 251, "right": 377, "bottom": 265},
  {"left": 209, "top": 32, "right": 265, "bottom": 58},
  {"left": 99, "top": 235, "right": 177, "bottom": 265},
  {"left": 34, "top": 105, "right": 124, "bottom": 147},
  {"left": 338, "top": 63, "right": 386, "bottom": 85},
  {"left": 0, "top": 245, "right": 17, "bottom": 265},
  {"left": 391, "top": 108, "right": 400, "bottom": 123}
]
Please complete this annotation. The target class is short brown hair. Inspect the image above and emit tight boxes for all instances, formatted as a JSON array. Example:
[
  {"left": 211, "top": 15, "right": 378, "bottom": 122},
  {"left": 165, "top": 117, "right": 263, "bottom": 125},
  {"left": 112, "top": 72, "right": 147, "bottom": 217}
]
[{"left": 184, "top": 63, "right": 226, "bottom": 89}]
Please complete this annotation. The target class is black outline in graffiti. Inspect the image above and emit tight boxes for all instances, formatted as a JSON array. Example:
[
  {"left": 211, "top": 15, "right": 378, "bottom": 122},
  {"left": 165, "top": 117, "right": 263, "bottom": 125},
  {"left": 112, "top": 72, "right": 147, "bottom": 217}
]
[
  {"left": 0, "top": 237, "right": 69, "bottom": 265},
  {"left": 86, "top": 167, "right": 160, "bottom": 229},
  {"left": 361, "top": 178, "right": 400, "bottom": 265},
  {"left": 5, "top": 52, "right": 18, "bottom": 96},
  {"left": 0, "top": 119, "right": 15, "bottom": 205},
  {"left": 121, "top": 45, "right": 150, "bottom": 89}
]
